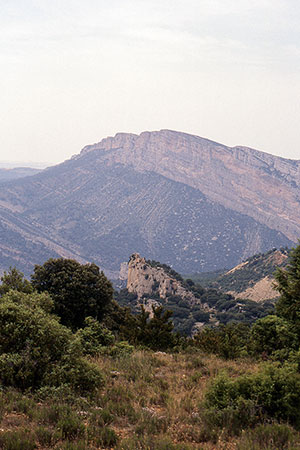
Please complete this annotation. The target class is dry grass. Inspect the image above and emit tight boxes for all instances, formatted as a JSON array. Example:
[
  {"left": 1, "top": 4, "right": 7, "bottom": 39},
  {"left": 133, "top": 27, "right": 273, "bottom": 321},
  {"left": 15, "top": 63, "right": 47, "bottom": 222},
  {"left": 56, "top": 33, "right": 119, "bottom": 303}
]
[{"left": 0, "top": 350, "right": 298, "bottom": 449}]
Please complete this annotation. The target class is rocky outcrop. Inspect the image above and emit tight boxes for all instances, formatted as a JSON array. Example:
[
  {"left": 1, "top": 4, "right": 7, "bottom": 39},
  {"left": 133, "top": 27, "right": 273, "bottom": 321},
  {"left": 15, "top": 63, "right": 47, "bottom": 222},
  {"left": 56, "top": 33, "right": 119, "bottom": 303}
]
[
  {"left": 228, "top": 276, "right": 278, "bottom": 303},
  {"left": 127, "top": 253, "right": 200, "bottom": 306}
]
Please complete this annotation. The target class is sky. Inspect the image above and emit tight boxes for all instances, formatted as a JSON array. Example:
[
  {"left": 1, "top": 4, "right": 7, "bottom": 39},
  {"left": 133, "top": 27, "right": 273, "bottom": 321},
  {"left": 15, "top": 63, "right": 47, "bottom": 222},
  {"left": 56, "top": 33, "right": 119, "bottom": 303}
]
[{"left": 1, "top": 0, "right": 300, "bottom": 165}]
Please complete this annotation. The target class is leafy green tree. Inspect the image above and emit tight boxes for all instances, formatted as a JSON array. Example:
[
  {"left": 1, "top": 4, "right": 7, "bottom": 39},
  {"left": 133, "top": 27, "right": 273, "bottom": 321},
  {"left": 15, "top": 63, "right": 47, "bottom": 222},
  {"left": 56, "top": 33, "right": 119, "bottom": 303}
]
[
  {"left": 250, "top": 315, "right": 298, "bottom": 358},
  {"left": 0, "top": 290, "right": 102, "bottom": 391},
  {"left": 31, "top": 258, "right": 113, "bottom": 330},
  {"left": 275, "top": 243, "right": 300, "bottom": 334},
  {"left": 76, "top": 317, "right": 115, "bottom": 356},
  {"left": 0, "top": 267, "right": 33, "bottom": 296},
  {"left": 131, "top": 305, "right": 179, "bottom": 351}
]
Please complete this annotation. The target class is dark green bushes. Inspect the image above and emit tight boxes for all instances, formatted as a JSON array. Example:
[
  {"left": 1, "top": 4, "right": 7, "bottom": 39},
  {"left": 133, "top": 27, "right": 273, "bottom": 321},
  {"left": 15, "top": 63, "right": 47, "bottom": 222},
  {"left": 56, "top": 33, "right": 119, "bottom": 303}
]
[
  {"left": 0, "top": 291, "right": 103, "bottom": 393},
  {"left": 76, "top": 316, "right": 115, "bottom": 356},
  {"left": 31, "top": 258, "right": 113, "bottom": 330},
  {"left": 205, "top": 363, "right": 300, "bottom": 429},
  {"left": 193, "top": 323, "right": 250, "bottom": 359},
  {"left": 249, "top": 315, "right": 299, "bottom": 359}
]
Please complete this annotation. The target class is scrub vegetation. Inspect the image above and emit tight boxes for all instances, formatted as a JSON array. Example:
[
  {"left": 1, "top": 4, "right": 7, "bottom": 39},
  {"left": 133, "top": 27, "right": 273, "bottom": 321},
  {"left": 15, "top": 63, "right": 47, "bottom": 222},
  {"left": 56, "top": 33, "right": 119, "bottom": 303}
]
[{"left": 0, "top": 244, "right": 300, "bottom": 448}]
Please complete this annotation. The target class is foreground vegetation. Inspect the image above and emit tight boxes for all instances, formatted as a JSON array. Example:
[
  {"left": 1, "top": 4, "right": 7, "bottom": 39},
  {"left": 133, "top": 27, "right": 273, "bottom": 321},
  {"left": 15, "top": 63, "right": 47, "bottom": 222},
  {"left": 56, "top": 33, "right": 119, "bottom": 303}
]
[
  {"left": 1, "top": 243, "right": 300, "bottom": 448},
  {"left": 0, "top": 350, "right": 300, "bottom": 449}
]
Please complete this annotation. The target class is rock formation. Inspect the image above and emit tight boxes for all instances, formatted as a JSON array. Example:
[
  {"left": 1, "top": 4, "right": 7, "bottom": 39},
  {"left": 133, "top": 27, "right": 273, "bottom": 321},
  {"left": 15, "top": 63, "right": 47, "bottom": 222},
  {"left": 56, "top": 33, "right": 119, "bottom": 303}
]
[{"left": 127, "top": 253, "right": 206, "bottom": 308}]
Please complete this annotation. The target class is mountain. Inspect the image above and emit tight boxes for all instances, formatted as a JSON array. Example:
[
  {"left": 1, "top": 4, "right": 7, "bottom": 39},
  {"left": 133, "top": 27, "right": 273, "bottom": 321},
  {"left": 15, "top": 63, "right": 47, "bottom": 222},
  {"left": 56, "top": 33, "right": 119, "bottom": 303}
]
[
  {"left": 0, "top": 130, "right": 297, "bottom": 276},
  {"left": 0, "top": 167, "right": 41, "bottom": 183}
]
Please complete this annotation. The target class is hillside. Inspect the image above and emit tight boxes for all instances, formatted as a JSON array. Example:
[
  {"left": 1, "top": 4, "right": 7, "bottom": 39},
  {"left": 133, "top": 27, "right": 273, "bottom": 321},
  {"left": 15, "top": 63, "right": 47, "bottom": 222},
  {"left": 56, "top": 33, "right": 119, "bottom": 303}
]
[
  {"left": 0, "top": 130, "right": 297, "bottom": 276},
  {"left": 191, "top": 248, "right": 289, "bottom": 302}
]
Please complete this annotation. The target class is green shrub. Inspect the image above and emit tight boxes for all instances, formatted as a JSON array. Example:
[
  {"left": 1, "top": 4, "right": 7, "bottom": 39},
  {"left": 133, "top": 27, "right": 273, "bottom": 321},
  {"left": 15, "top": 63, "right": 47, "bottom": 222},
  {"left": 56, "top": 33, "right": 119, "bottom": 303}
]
[
  {"left": 43, "top": 354, "right": 103, "bottom": 393},
  {"left": 35, "top": 426, "right": 58, "bottom": 446},
  {"left": 129, "top": 306, "right": 179, "bottom": 351},
  {"left": 250, "top": 315, "right": 298, "bottom": 358},
  {"left": 60, "top": 441, "right": 87, "bottom": 450},
  {"left": 38, "top": 403, "right": 74, "bottom": 425},
  {"left": 0, "top": 291, "right": 103, "bottom": 392},
  {"left": 76, "top": 316, "right": 115, "bottom": 356},
  {"left": 90, "top": 408, "right": 113, "bottom": 426},
  {"left": 104, "top": 341, "right": 134, "bottom": 357},
  {"left": 0, "top": 267, "right": 33, "bottom": 296},
  {"left": 58, "top": 413, "right": 85, "bottom": 440},
  {"left": 93, "top": 427, "right": 119, "bottom": 447},
  {"left": 193, "top": 323, "right": 250, "bottom": 359},
  {"left": 201, "top": 398, "right": 258, "bottom": 436},
  {"left": 205, "top": 363, "right": 300, "bottom": 429}
]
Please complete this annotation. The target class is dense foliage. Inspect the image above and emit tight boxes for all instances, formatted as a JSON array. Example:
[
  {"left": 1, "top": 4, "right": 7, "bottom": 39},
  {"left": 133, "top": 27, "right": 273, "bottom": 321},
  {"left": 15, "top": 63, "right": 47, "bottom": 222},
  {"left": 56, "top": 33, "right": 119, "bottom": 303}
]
[
  {"left": 31, "top": 258, "right": 113, "bottom": 329},
  {"left": 206, "top": 363, "right": 300, "bottom": 429},
  {"left": 0, "top": 243, "right": 299, "bottom": 447},
  {"left": 0, "top": 266, "right": 33, "bottom": 296},
  {"left": 0, "top": 290, "right": 102, "bottom": 392},
  {"left": 275, "top": 243, "right": 300, "bottom": 335}
]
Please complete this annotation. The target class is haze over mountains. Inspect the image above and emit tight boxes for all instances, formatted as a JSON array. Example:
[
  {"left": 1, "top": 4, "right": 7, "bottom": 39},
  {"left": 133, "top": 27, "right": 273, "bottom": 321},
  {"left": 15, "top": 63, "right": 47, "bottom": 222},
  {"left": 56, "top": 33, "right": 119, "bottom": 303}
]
[
  {"left": 0, "top": 168, "right": 41, "bottom": 183},
  {"left": 0, "top": 130, "right": 298, "bottom": 276}
]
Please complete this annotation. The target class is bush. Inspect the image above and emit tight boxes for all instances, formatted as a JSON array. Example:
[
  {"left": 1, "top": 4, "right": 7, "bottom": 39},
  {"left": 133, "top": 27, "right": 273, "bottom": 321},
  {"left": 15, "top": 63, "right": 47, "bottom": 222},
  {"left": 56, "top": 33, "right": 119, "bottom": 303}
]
[
  {"left": 0, "top": 267, "right": 33, "bottom": 296},
  {"left": 0, "top": 291, "right": 103, "bottom": 392},
  {"left": 31, "top": 258, "right": 113, "bottom": 330},
  {"left": 205, "top": 363, "right": 300, "bottom": 429},
  {"left": 76, "top": 316, "right": 115, "bottom": 356},
  {"left": 129, "top": 306, "right": 179, "bottom": 351},
  {"left": 93, "top": 427, "right": 119, "bottom": 447},
  {"left": 193, "top": 323, "right": 250, "bottom": 359},
  {"left": 58, "top": 413, "right": 85, "bottom": 440},
  {"left": 0, "top": 430, "right": 36, "bottom": 450},
  {"left": 250, "top": 315, "right": 299, "bottom": 359}
]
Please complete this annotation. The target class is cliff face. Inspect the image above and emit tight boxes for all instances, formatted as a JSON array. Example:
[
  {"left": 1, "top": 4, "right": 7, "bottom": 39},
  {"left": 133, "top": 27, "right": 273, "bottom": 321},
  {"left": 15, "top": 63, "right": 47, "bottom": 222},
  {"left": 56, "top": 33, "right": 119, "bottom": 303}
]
[
  {"left": 80, "top": 130, "right": 300, "bottom": 242},
  {"left": 127, "top": 253, "right": 198, "bottom": 305}
]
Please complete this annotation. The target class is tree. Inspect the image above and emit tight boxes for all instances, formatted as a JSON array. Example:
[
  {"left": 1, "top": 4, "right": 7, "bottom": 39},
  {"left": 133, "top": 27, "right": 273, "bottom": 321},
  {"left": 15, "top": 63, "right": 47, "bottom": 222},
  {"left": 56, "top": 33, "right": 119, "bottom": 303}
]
[
  {"left": 250, "top": 315, "right": 298, "bottom": 357},
  {"left": 31, "top": 258, "right": 113, "bottom": 330},
  {"left": 129, "top": 305, "right": 179, "bottom": 351},
  {"left": 275, "top": 243, "right": 300, "bottom": 334},
  {"left": 0, "top": 267, "right": 33, "bottom": 296},
  {"left": 0, "top": 290, "right": 102, "bottom": 392}
]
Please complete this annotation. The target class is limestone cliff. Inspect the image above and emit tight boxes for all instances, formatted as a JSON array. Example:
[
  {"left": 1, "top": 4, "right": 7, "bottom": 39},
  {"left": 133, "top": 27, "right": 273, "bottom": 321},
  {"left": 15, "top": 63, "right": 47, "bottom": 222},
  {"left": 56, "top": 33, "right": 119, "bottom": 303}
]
[
  {"left": 127, "top": 253, "right": 202, "bottom": 307},
  {"left": 79, "top": 130, "right": 300, "bottom": 243}
]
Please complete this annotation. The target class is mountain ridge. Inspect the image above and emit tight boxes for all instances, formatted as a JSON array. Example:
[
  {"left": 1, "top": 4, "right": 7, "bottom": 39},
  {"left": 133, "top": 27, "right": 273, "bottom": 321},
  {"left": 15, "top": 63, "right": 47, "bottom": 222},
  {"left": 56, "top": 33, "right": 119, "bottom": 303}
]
[
  {"left": 73, "top": 130, "right": 300, "bottom": 242},
  {"left": 0, "top": 129, "right": 297, "bottom": 276}
]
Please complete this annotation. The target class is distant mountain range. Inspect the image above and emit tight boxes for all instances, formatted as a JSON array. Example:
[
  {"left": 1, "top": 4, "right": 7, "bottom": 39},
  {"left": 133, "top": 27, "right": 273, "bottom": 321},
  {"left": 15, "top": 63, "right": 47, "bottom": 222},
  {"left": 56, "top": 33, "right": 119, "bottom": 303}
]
[
  {"left": 0, "top": 130, "right": 298, "bottom": 276},
  {"left": 0, "top": 168, "right": 41, "bottom": 183}
]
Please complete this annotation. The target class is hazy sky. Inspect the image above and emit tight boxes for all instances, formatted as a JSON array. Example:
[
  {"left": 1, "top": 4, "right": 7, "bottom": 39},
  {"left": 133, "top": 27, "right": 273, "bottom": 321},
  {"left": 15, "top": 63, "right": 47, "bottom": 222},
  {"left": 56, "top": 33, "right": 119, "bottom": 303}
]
[{"left": 1, "top": 0, "right": 300, "bottom": 165}]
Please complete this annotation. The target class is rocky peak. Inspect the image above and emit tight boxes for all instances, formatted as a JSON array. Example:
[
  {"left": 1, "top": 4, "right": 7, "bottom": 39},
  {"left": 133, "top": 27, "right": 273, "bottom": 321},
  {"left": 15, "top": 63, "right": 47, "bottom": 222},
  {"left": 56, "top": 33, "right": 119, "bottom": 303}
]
[{"left": 127, "top": 253, "right": 197, "bottom": 305}]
